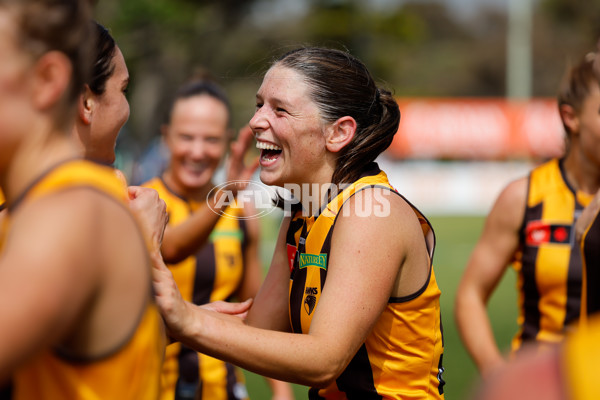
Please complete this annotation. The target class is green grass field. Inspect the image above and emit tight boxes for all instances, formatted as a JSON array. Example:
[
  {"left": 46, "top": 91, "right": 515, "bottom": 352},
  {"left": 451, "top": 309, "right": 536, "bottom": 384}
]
[{"left": 243, "top": 214, "right": 519, "bottom": 399}]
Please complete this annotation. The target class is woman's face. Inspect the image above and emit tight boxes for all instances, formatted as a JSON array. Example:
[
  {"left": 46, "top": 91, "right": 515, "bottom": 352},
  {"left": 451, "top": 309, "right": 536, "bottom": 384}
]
[
  {"left": 576, "top": 81, "right": 600, "bottom": 168},
  {"left": 164, "top": 95, "right": 229, "bottom": 194},
  {"left": 249, "top": 65, "right": 329, "bottom": 188},
  {"left": 87, "top": 46, "right": 130, "bottom": 164}
]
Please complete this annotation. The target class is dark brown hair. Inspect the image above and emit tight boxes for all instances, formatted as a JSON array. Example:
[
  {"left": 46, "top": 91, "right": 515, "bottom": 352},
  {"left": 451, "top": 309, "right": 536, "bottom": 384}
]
[
  {"left": 558, "top": 52, "right": 600, "bottom": 137},
  {"left": 165, "top": 79, "right": 232, "bottom": 127},
  {"left": 88, "top": 21, "right": 116, "bottom": 95},
  {"left": 273, "top": 47, "right": 400, "bottom": 185},
  {"left": 1, "top": 0, "right": 93, "bottom": 105}
]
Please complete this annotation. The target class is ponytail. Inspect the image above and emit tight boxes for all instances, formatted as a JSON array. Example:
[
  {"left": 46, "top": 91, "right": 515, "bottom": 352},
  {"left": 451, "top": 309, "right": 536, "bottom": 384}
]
[{"left": 331, "top": 88, "right": 400, "bottom": 184}]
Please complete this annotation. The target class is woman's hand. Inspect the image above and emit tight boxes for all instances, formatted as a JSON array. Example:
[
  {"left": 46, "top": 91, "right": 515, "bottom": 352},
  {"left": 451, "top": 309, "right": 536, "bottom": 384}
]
[
  {"left": 128, "top": 186, "right": 168, "bottom": 252},
  {"left": 150, "top": 250, "right": 191, "bottom": 339},
  {"left": 151, "top": 250, "right": 253, "bottom": 338},
  {"left": 225, "top": 125, "right": 260, "bottom": 195},
  {"left": 201, "top": 299, "right": 253, "bottom": 320}
]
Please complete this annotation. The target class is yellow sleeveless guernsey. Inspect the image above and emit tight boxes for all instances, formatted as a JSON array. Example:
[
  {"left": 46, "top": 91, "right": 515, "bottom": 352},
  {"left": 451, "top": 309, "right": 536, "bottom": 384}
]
[
  {"left": 286, "top": 164, "right": 445, "bottom": 399},
  {"left": 562, "top": 313, "right": 600, "bottom": 400},
  {"left": 143, "top": 177, "right": 248, "bottom": 400},
  {"left": 6, "top": 160, "right": 164, "bottom": 400},
  {"left": 512, "top": 158, "right": 592, "bottom": 351}
]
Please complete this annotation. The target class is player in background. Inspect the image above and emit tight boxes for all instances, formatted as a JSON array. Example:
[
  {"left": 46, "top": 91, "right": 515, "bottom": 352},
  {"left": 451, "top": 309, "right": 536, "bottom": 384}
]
[
  {"left": 474, "top": 173, "right": 600, "bottom": 400},
  {"left": 143, "top": 79, "right": 294, "bottom": 400},
  {"left": 455, "top": 50, "right": 600, "bottom": 377}
]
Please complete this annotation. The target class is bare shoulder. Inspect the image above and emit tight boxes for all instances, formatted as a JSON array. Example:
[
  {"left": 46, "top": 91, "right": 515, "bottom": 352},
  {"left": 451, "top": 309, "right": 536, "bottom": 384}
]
[
  {"left": 484, "top": 176, "right": 528, "bottom": 232},
  {"left": 334, "top": 187, "right": 423, "bottom": 247},
  {"left": 9, "top": 188, "right": 103, "bottom": 247},
  {"left": 494, "top": 176, "right": 528, "bottom": 210},
  {"left": 9, "top": 186, "right": 137, "bottom": 260}
]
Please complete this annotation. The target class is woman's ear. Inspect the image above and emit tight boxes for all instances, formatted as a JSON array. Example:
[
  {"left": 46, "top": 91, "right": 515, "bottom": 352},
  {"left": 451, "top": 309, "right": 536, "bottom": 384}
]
[
  {"left": 160, "top": 123, "right": 170, "bottom": 139},
  {"left": 78, "top": 85, "right": 94, "bottom": 125},
  {"left": 31, "top": 51, "right": 71, "bottom": 111},
  {"left": 559, "top": 104, "right": 579, "bottom": 136},
  {"left": 326, "top": 116, "right": 356, "bottom": 153}
]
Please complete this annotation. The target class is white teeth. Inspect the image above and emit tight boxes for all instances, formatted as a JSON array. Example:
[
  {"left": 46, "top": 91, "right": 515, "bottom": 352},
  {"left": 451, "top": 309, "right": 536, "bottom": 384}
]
[
  {"left": 256, "top": 141, "right": 282, "bottom": 151},
  {"left": 261, "top": 154, "right": 278, "bottom": 162}
]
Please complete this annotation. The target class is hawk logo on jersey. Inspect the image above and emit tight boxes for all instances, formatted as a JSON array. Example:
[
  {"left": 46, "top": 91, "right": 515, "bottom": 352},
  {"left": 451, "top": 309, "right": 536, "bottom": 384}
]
[
  {"left": 304, "top": 287, "right": 318, "bottom": 315},
  {"left": 525, "top": 221, "right": 572, "bottom": 246}
]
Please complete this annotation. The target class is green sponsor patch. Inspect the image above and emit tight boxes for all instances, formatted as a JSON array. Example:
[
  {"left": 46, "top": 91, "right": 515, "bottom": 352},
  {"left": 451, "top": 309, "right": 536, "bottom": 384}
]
[
  {"left": 298, "top": 253, "right": 328, "bottom": 270},
  {"left": 209, "top": 229, "right": 244, "bottom": 242}
]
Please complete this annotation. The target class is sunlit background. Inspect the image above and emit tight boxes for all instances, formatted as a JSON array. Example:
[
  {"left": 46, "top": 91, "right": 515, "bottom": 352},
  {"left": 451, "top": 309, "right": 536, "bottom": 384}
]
[{"left": 93, "top": 0, "right": 600, "bottom": 398}]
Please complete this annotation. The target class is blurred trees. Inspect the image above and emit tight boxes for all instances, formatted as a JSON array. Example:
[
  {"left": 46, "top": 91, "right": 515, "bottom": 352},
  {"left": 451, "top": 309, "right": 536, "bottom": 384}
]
[{"left": 93, "top": 0, "right": 599, "bottom": 165}]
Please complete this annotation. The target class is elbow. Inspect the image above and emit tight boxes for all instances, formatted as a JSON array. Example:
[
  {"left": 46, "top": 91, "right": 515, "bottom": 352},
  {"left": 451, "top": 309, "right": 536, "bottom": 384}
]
[
  {"left": 454, "top": 286, "right": 472, "bottom": 323},
  {"left": 454, "top": 283, "right": 487, "bottom": 329},
  {"left": 302, "top": 357, "right": 348, "bottom": 388},
  {"left": 305, "top": 372, "right": 337, "bottom": 389}
]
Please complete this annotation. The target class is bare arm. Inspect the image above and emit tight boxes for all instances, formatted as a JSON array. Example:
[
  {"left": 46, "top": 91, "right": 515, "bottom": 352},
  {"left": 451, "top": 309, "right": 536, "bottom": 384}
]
[
  {"left": 455, "top": 178, "right": 528, "bottom": 377},
  {"left": 244, "top": 216, "right": 293, "bottom": 332},
  {"left": 153, "top": 191, "right": 416, "bottom": 387},
  {"left": 236, "top": 208, "right": 295, "bottom": 399},
  {"left": 160, "top": 195, "right": 224, "bottom": 263},
  {"left": 236, "top": 206, "right": 262, "bottom": 301}
]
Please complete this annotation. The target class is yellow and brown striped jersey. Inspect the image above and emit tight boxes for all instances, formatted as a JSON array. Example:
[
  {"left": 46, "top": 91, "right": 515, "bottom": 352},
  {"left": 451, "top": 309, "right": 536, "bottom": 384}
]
[
  {"left": 143, "top": 177, "right": 249, "bottom": 400},
  {"left": 7, "top": 159, "right": 164, "bottom": 400},
  {"left": 512, "top": 158, "right": 592, "bottom": 350},
  {"left": 286, "top": 163, "right": 445, "bottom": 399},
  {"left": 579, "top": 197, "right": 600, "bottom": 323}
]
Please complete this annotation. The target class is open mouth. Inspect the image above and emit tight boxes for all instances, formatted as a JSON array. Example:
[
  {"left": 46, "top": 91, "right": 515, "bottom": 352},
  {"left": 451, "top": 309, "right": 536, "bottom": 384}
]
[
  {"left": 256, "top": 141, "right": 282, "bottom": 163},
  {"left": 183, "top": 161, "right": 208, "bottom": 174}
]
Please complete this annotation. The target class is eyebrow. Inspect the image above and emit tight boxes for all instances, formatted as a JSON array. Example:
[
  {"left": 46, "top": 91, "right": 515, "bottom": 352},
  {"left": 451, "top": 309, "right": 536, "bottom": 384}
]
[
  {"left": 255, "top": 93, "right": 291, "bottom": 108},
  {"left": 122, "top": 77, "right": 130, "bottom": 87}
]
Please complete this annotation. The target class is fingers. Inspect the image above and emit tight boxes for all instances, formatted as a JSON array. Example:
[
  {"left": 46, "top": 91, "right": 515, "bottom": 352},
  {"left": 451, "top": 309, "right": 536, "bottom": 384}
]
[
  {"left": 127, "top": 187, "right": 168, "bottom": 250},
  {"left": 230, "top": 125, "right": 256, "bottom": 159},
  {"left": 150, "top": 249, "right": 170, "bottom": 274},
  {"left": 204, "top": 298, "right": 253, "bottom": 315},
  {"left": 245, "top": 156, "right": 260, "bottom": 179},
  {"left": 225, "top": 125, "right": 259, "bottom": 186}
]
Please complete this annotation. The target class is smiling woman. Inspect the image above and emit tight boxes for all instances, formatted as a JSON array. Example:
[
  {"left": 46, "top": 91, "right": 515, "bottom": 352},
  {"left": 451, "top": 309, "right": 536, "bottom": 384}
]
[
  {"left": 72, "top": 21, "right": 130, "bottom": 165},
  {"left": 143, "top": 79, "right": 294, "bottom": 400},
  {"left": 151, "top": 47, "right": 446, "bottom": 399}
]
